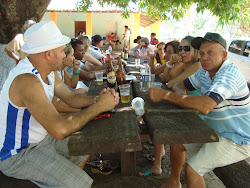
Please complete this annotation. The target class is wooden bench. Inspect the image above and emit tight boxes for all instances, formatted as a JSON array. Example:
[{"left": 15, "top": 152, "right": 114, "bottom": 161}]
[
  {"left": 213, "top": 159, "right": 250, "bottom": 188},
  {"left": 0, "top": 171, "right": 38, "bottom": 187}
]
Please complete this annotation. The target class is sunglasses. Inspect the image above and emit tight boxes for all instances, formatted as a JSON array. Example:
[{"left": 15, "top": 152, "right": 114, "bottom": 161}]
[{"left": 178, "top": 46, "right": 191, "bottom": 52}]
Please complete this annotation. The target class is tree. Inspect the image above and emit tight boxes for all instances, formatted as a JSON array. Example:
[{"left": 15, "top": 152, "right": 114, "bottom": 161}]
[
  {"left": 0, "top": 0, "right": 51, "bottom": 44},
  {"left": 77, "top": 0, "right": 246, "bottom": 22}
]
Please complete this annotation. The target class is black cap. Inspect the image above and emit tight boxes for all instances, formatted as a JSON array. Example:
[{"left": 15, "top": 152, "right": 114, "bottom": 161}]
[
  {"left": 92, "top": 35, "right": 103, "bottom": 44},
  {"left": 191, "top": 32, "right": 226, "bottom": 50}
]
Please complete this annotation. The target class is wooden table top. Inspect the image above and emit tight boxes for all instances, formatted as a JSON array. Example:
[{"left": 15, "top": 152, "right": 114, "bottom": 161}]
[
  {"left": 68, "top": 79, "right": 142, "bottom": 156},
  {"left": 125, "top": 57, "right": 219, "bottom": 144}
]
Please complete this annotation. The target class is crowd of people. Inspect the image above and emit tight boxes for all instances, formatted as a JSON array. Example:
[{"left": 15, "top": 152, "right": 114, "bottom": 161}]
[{"left": 0, "top": 19, "right": 249, "bottom": 188}]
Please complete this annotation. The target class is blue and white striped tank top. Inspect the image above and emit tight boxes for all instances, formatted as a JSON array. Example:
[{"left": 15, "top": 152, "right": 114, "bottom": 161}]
[{"left": 0, "top": 57, "right": 55, "bottom": 161}]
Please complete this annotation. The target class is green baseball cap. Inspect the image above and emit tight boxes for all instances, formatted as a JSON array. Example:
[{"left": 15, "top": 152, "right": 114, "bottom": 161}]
[{"left": 191, "top": 32, "right": 226, "bottom": 50}]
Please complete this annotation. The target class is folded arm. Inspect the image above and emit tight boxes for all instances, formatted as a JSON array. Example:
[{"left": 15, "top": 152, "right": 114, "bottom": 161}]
[{"left": 148, "top": 87, "right": 217, "bottom": 115}]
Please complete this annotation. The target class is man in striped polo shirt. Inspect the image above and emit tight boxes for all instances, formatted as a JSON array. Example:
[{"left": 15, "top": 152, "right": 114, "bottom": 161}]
[{"left": 148, "top": 32, "right": 250, "bottom": 188}]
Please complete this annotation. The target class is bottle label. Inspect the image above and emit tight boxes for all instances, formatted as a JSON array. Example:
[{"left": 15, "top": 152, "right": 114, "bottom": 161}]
[
  {"left": 140, "top": 75, "right": 150, "bottom": 82},
  {"left": 107, "top": 71, "right": 116, "bottom": 84}
]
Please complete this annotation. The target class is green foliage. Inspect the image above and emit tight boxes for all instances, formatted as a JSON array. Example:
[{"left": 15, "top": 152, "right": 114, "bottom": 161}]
[{"left": 76, "top": 0, "right": 249, "bottom": 28}]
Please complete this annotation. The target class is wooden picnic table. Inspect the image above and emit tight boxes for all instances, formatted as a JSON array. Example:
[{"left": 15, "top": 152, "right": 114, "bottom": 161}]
[
  {"left": 125, "top": 57, "right": 219, "bottom": 144},
  {"left": 68, "top": 57, "right": 219, "bottom": 176},
  {"left": 68, "top": 79, "right": 141, "bottom": 176}
]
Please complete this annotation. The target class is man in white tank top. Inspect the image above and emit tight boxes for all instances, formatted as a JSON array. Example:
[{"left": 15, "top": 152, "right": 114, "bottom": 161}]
[{"left": 0, "top": 21, "right": 119, "bottom": 188}]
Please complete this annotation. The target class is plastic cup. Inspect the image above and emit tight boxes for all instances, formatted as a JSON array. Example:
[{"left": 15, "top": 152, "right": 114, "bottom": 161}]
[
  {"left": 131, "top": 97, "right": 145, "bottom": 115},
  {"left": 151, "top": 82, "right": 162, "bottom": 88},
  {"left": 135, "top": 58, "right": 140, "bottom": 68},
  {"left": 119, "top": 84, "right": 130, "bottom": 103},
  {"left": 151, "top": 74, "right": 155, "bottom": 82},
  {"left": 95, "top": 71, "right": 103, "bottom": 85}
]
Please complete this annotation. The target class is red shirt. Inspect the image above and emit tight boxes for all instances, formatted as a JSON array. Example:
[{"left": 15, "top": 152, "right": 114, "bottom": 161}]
[
  {"left": 108, "top": 35, "right": 115, "bottom": 41},
  {"left": 150, "top": 38, "right": 159, "bottom": 45}
]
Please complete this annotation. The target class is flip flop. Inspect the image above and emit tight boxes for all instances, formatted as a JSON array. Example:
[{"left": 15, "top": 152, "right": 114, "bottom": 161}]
[
  {"left": 139, "top": 168, "right": 153, "bottom": 176},
  {"left": 146, "top": 154, "right": 155, "bottom": 161},
  {"left": 91, "top": 165, "right": 113, "bottom": 175},
  {"left": 146, "top": 154, "right": 166, "bottom": 162}
]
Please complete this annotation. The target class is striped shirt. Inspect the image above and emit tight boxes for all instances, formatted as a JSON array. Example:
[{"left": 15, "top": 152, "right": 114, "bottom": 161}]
[
  {"left": 0, "top": 57, "right": 55, "bottom": 161},
  {"left": 88, "top": 45, "right": 106, "bottom": 60},
  {"left": 184, "top": 59, "right": 250, "bottom": 145}
]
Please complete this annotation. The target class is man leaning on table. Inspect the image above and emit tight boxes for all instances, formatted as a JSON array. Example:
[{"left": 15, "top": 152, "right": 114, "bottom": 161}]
[
  {"left": 0, "top": 21, "right": 119, "bottom": 188},
  {"left": 148, "top": 32, "right": 250, "bottom": 188}
]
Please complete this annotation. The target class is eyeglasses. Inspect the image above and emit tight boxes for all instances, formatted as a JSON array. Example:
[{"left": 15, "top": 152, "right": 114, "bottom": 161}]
[{"left": 178, "top": 46, "right": 191, "bottom": 52}]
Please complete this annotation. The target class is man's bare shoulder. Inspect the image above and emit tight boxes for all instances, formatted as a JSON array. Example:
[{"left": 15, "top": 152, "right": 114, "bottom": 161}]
[{"left": 9, "top": 73, "right": 44, "bottom": 107}]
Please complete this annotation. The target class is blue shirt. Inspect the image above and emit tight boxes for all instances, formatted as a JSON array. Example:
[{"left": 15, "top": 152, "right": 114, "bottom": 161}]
[{"left": 184, "top": 60, "right": 250, "bottom": 145}]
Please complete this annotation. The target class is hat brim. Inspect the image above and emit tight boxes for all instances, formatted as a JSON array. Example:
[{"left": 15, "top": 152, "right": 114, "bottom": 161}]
[
  {"left": 22, "top": 35, "right": 70, "bottom": 54},
  {"left": 191, "top": 37, "right": 213, "bottom": 50}
]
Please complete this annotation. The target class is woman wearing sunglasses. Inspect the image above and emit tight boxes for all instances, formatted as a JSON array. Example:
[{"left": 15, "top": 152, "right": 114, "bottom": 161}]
[
  {"left": 149, "top": 41, "right": 180, "bottom": 76},
  {"left": 160, "top": 36, "right": 201, "bottom": 89},
  {"left": 140, "top": 36, "right": 201, "bottom": 177}
]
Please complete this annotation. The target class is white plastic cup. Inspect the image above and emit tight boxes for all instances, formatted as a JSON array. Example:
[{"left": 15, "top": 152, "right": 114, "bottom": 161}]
[
  {"left": 150, "top": 82, "right": 162, "bottom": 88},
  {"left": 135, "top": 58, "right": 140, "bottom": 67},
  {"left": 95, "top": 71, "right": 103, "bottom": 85},
  {"left": 119, "top": 84, "right": 130, "bottom": 103},
  {"left": 131, "top": 97, "right": 145, "bottom": 115}
]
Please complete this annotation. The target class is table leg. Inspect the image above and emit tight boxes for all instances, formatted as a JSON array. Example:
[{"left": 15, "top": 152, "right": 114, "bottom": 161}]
[{"left": 121, "top": 151, "right": 136, "bottom": 176}]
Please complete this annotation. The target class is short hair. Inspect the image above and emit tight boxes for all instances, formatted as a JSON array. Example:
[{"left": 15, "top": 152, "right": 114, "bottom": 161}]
[
  {"left": 165, "top": 40, "right": 180, "bottom": 54},
  {"left": 70, "top": 38, "right": 83, "bottom": 51},
  {"left": 111, "top": 32, "right": 114, "bottom": 35},
  {"left": 77, "top": 30, "right": 84, "bottom": 36},
  {"left": 78, "top": 35, "right": 90, "bottom": 52},
  {"left": 125, "top": 25, "right": 128, "bottom": 29},
  {"left": 151, "top": 33, "right": 156, "bottom": 36},
  {"left": 64, "top": 43, "right": 73, "bottom": 56},
  {"left": 182, "top": 36, "right": 199, "bottom": 62},
  {"left": 22, "top": 20, "right": 36, "bottom": 32}
]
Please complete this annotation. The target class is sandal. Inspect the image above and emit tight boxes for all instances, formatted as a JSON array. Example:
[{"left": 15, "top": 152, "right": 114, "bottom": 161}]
[
  {"left": 87, "top": 159, "right": 118, "bottom": 170},
  {"left": 146, "top": 154, "right": 155, "bottom": 161},
  {"left": 139, "top": 168, "right": 160, "bottom": 176},
  {"left": 91, "top": 164, "right": 113, "bottom": 175},
  {"left": 146, "top": 154, "right": 166, "bottom": 162}
]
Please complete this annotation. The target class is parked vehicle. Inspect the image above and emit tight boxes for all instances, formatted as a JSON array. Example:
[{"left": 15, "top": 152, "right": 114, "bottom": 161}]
[{"left": 227, "top": 38, "right": 250, "bottom": 85}]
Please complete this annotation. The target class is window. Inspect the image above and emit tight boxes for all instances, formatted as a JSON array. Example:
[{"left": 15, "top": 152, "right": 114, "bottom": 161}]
[
  {"left": 228, "top": 40, "right": 244, "bottom": 55},
  {"left": 243, "top": 41, "right": 250, "bottom": 58}
]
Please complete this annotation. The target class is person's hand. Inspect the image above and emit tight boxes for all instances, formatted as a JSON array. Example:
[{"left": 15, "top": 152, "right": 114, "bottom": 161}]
[
  {"left": 148, "top": 87, "right": 167, "bottom": 102},
  {"left": 169, "top": 54, "right": 182, "bottom": 65},
  {"left": 73, "top": 59, "right": 80, "bottom": 72},
  {"left": 97, "top": 91, "right": 117, "bottom": 112},
  {"left": 99, "top": 88, "right": 119, "bottom": 106}
]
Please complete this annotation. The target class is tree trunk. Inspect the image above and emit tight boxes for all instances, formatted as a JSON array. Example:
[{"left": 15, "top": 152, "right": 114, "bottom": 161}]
[{"left": 0, "top": 0, "right": 51, "bottom": 44}]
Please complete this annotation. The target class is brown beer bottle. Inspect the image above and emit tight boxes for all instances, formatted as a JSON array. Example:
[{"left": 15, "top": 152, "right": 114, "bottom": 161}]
[
  {"left": 124, "top": 46, "right": 128, "bottom": 60},
  {"left": 116, "top": 57, "right": 126, "bottom": 86},
  {"left": 106, "top": 54, "right": 116, "bottom": 88}
]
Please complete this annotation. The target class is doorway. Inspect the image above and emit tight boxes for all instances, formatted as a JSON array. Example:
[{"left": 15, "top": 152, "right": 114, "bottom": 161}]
[{"left": 75, "top": 21, "right": 86, "bottom": 37}]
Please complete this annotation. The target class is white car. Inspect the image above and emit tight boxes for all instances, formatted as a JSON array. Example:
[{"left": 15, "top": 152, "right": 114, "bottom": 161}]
[{"left": 227, "top": 38, "right": 250, "bottom": 85}]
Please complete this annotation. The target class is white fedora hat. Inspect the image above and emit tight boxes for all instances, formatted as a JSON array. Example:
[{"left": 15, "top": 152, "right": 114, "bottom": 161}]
[{"left": 22, "top": 20, "right": 70, "bottom": 54}]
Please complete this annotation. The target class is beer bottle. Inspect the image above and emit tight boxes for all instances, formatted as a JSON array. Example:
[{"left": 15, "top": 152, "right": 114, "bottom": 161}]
[
  {"left": 106, "top": 54, "right": 116, "bottom": 88},
  {"left": 124, "top": 46, "right": 128, "bottom": 60},
  {"left": 121, "top": 47, "right": 125, "bottom": 58},
  {"left": 116, "top": 57, "right": 126, "bottom": 86}
]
